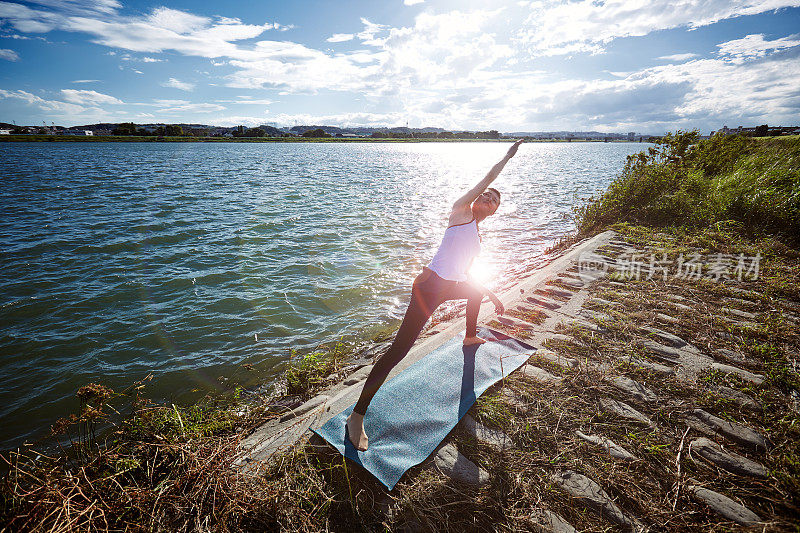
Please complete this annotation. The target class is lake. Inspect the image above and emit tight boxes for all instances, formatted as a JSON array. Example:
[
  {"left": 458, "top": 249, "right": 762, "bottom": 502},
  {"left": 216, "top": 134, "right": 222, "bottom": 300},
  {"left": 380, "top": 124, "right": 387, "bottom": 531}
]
[{"left": 0, "top": 140, "right": 648, "bottom": 450}]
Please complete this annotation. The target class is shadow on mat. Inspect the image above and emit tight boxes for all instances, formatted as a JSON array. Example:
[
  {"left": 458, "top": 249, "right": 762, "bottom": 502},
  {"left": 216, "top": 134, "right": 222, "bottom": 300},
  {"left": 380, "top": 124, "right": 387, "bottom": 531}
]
[{"left": 459, "top": 343, "right": 479, "bottom": 419}]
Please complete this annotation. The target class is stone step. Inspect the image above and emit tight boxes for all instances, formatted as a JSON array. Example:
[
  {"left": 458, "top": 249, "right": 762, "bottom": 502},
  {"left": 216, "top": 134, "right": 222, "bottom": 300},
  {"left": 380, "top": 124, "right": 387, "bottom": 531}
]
[
  {"left": 687, "top": 485, "right": 761, "bottom": 525},
  {"left": 279, "top": 394, "right": 330, "bottom": 423},
  {"left": 620, "top": 356, "right": 675, "bottom": 376},
  {"left": 609, "top": 376, "right": 658, "bottom": 403},
  {"left": 640, "top": 326, "right": 687, "bottom": 348},
  {"left": 460, "top": 414, "right": 515, "bottom": 450},
  {"left": 538, "top": 286, "right": 574, "bottom": 300},
  {"left": 433, "top": 443, "right": 489, "bottom": 486},
  {"left": 551, "top": 470, "right": 641, "bottom": 531},
  {"left": 497, "top": 315, "right": 538, "bottom": 330},
  {"left": 685, "top": 409, "right": 768, "bottom": 452},
  {"left": 562, "top": 318, "right": 606, "bottom": 333},
  {"left": 714, "top": 348, "right": 745, "bottom": 362},
  {"left": 690, "top": 437, "right": 768, "bottom": 478},
  {"left": 640, "top": 339, "right": 682, "bottom": 363},
  {"left": 543, "top": 333, "right": 581, "bottom": 345},
  {"left": 656, "top": 313, "right": 681, "bottom": 325},
  {"left": 501, "top": 388, "right": 529, "bottom": 412},
  {"left": 715, "top": 386, "right": 762, "bottom": 412},
  {"left": 557, "top": 277, "right": 585, "bottom": 289},
  {"left": 722, "top": 307, "right": 757, "bottom": 320},
  {"left": 578, "top": 309, "right": 611, "bottom": 322},
  {"left": 600, "top": 398, "right": 653, "bottom": 426},
  {"left": 724, "top": 296, "right": 757, "bottom": 308},
  {"left": 532, "top": 348, "right": 578, "bottom": 368},
  {"left": 587, "top": 297, "right": 623, "bottom": 309},
  {"left": 711, "top": 363, "right": 764, "bottom": 385},
  {"left": 526, "top": 295, "right": 563, "bottom": 310},
  {"left": 521, "top": 364, "right": 562, "bottom": 384},
  {"left": 530, "top": 509, "right": 577, "bottom": 533},
  {"left": 343, "top": 364, "right": 373, "bottom": 385},
  {"left": 575, "top": 430, "right": 638, "bottom": 461}
]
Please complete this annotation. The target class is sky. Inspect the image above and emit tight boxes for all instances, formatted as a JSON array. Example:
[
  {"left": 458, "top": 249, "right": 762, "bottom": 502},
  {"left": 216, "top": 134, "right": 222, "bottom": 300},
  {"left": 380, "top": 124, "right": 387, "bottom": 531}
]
[{"left": 0, "top": 0, "right": 799, "bottom": 133}]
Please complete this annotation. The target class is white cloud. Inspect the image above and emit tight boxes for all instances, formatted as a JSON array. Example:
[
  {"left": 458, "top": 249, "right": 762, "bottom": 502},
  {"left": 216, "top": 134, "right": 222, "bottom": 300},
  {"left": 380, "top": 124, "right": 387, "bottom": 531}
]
[
  {"left": 0, "top": 88, "right": 86, "bottom": 114},
  {"left": 157, "top": 102, "right": 226, "bottom": 113},
  {"left": 0, "top": 48, "right": 20, "bottom": 61},
  {"left": 657, "top": 53, "right": 698, "bottom": 62},
  {"left": 326, "top": 33, "right": 353, "bottom": 43},
  {"left": 0, "top": 2, "right": 61, "bottom": 32},
  {"left": 70, "top": 79, "right": 100, "bottom": 83},
  {"left": 161, "top": 77, "right": 195, "bottom": 91},
  {"left": 153, "top": 99, "right": 190, "bottom": 105},
  {"left": 518, "top": 0, "right": 800, "bottom": 56},
  {"left": 60, "top": 88, "right": 122, "bottom": 104},
  {"left": 717, "top": 33, "right": 800, "bottom": 60},
  {"left": 404, "top": 0, "right": 425, "bottom": 5},
  {"left": 216, "top": 96, "right": 275, "bottom": 104},
  {"left": 141, "top": 56, "right": 163, "bottom": 62}
]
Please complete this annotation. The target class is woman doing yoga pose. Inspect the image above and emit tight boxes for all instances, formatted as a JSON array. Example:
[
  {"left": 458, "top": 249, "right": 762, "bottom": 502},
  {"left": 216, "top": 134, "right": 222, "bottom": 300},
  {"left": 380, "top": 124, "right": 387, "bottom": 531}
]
[{"left": 346, "top": 139, "right": 523, "bottom": 450}]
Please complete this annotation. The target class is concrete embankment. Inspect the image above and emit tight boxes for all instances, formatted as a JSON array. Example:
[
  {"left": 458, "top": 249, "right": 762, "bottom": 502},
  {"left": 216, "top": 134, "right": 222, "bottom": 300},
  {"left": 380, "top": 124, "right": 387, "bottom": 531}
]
[{"left": 235, "top": 227, "right": 799, "bottom": 531}]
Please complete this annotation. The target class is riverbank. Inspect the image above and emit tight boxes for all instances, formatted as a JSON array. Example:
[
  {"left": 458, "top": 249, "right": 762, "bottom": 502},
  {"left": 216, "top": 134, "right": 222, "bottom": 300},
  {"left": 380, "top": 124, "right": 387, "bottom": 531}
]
[
  {"left": 0, "top": 134, "right": 646, "bottom": 143},
  {"left": 2, "top": 133, "right": 798, "bottom": 531}
]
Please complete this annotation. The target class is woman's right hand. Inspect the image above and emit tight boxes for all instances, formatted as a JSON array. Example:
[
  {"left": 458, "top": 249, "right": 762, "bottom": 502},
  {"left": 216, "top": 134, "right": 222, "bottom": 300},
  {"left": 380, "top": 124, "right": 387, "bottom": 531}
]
[{"left": 506, "top": 139, "right": 523, "bottom": 159}]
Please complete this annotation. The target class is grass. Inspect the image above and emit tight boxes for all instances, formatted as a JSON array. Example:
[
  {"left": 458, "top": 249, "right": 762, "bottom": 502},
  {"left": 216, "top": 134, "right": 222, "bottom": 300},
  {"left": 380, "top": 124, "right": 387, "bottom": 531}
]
[{"left": 575, "top": 132, "right": 800, "bottom": 242}]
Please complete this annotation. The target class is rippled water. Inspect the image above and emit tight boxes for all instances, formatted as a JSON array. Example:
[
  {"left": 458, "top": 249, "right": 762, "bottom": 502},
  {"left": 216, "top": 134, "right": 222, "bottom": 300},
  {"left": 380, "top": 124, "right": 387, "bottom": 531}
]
[{"left": 0, "top": 141, "right": 648, "bottom": 450}]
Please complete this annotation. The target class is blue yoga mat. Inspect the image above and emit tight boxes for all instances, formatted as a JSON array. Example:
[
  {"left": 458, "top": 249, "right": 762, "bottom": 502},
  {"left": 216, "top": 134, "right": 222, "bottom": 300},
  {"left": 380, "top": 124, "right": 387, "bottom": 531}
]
[{"left": 312, "top": 326, "right": 535, "bottom": 490}]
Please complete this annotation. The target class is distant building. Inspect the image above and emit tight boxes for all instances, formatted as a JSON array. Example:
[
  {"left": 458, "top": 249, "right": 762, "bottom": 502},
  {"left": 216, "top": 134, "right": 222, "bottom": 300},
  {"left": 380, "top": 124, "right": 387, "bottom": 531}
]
[
  {"left": 64, "top": 129, "right": 94, "bottom": 136},
  {"left": 0, "top": 129, "right": 10, "bottom": 135},
  {"left": 627, "top": 132, "right": 636, "bottom": 141}
]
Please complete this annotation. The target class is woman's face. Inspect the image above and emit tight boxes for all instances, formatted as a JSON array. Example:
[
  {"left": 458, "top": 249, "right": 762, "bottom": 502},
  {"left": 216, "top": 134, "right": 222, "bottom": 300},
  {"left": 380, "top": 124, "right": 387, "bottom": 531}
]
[{"left": 472, "top": 190, "right": 500, "bottom": 217}]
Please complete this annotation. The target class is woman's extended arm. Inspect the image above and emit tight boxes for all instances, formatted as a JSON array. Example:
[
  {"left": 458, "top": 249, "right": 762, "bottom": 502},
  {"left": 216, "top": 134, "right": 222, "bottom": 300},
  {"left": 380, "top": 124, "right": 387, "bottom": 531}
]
[{"left": 452, "top": 139, "right": 523, "bottom": 209}]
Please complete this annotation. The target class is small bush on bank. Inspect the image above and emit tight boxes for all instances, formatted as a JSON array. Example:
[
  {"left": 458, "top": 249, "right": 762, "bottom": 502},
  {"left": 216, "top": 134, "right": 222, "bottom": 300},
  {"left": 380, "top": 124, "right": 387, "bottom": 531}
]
[
  {"left": 575, "top": 131, "right": 800, "bottom": 239},
  {"left": 284, "top": 340, "right": 349, "bottom": 398}
]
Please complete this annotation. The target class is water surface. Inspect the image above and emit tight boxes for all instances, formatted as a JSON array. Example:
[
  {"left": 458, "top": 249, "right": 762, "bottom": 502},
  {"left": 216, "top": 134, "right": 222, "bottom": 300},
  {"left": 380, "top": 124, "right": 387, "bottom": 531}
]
[{"left": 0, "top": 141, "right": 648, "bottom": 450}]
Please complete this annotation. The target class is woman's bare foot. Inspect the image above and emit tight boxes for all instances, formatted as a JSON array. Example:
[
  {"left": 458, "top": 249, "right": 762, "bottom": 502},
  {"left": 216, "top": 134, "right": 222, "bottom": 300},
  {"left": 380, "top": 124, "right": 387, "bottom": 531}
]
[
  {"left": 346, "top": 411, "right": 369, "bottom": 451},
  {"left": 463, "top": 335, "right": 487, "bottom": 346}
]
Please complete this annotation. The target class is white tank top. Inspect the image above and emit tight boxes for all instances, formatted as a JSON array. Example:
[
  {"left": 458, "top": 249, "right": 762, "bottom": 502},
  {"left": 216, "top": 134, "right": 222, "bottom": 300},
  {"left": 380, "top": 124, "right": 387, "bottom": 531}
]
[{"left": 427, "top": 218, "right": 481, "bottom": 282}]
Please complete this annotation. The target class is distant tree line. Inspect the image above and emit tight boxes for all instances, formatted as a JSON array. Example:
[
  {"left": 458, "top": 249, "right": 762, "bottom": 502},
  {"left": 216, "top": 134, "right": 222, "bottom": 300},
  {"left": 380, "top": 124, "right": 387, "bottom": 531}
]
[{"left": 370, "top": 130, "right": 501, "bottom": 139}]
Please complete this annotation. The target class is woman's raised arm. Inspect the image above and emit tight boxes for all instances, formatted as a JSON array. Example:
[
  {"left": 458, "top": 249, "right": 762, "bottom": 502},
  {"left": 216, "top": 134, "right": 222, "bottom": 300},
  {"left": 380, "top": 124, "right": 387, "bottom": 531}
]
[{"left": 452, "top": 139, "right": 522, "bottom": 209}]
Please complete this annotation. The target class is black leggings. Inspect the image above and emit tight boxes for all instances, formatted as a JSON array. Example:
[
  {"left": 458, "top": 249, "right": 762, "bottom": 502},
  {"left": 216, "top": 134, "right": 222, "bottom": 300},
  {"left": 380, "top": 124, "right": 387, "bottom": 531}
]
[{"left": 352, "top": 266, "right": 484, "bottom": 416}]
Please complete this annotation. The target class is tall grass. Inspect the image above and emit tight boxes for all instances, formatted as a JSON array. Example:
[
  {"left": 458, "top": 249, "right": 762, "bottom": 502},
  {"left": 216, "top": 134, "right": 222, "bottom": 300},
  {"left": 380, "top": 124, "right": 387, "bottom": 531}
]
[{"left": 575, "top": 131, "right": 800, "bottom": 239}]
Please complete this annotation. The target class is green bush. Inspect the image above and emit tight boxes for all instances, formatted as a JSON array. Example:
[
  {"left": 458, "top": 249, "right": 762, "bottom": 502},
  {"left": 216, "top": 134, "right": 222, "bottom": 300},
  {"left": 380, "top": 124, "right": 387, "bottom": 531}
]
[{"left": 575, "top": 131, "right": 800, "bottom": 240}]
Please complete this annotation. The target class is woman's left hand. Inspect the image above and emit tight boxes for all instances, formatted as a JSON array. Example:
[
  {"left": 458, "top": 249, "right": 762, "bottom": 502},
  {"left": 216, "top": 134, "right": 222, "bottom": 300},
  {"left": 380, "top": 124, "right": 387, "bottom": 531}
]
[{"left": 493, "top": 299, "right": 505, "bottom": 315}]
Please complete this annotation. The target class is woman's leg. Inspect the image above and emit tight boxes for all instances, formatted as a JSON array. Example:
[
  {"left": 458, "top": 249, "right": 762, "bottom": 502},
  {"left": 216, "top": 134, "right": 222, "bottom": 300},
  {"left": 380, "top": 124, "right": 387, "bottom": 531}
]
[
  {"left": 445, "top": 280, "right": 485, "bottom": 339},
  {"left": 352, "top": 277, "right": 438, "bottom": 416}
]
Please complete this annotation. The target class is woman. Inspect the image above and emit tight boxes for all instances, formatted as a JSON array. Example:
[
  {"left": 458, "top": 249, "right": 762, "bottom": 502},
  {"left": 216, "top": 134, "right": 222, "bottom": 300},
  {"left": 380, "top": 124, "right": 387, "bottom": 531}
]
[{"left": 346, "top": 139, "right": 523, "bottom": 451}]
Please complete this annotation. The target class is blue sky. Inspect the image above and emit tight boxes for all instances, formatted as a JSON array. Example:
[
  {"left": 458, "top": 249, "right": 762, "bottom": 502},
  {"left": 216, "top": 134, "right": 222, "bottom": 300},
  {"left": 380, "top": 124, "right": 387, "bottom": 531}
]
[{"left": 1, "top": 0, "right": 799, "bottom": 133}]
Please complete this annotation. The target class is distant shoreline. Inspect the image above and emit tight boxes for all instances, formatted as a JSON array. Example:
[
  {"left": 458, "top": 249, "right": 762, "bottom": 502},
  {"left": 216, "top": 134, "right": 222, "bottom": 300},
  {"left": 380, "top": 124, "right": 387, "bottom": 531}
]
[{"left": 0, "top": 135, "right": 649, "bottom": 144}]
